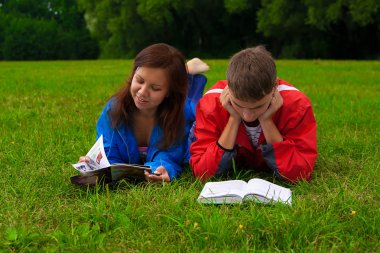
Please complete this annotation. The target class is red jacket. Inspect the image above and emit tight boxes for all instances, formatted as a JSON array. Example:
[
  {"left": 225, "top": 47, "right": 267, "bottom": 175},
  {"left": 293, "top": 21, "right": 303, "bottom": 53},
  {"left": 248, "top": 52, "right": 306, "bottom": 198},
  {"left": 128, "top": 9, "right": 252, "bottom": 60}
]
[{"left": 189, "top": 80, "right": 317, "bottom": 183}]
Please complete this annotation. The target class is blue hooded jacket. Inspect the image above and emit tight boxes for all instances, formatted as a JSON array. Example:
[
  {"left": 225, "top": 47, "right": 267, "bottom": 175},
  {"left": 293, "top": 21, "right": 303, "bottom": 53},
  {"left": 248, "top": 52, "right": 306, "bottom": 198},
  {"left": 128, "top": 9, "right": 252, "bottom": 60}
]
[
  {"left": 96, "top": 98, "right": 196, "bottom": 180},
  {"left": 95, "top": 74, "right": 206, "bottom": 180}
]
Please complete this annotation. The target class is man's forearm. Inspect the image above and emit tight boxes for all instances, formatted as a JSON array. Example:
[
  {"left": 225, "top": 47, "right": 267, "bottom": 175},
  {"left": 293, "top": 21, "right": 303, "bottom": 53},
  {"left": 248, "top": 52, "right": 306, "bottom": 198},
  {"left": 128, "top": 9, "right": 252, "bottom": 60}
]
[
  {"left": 218, "top": 116, "right": 241, "bottom": 150},
  {"left": 260, "top": 119, "right": 283, "bottom": 144}
]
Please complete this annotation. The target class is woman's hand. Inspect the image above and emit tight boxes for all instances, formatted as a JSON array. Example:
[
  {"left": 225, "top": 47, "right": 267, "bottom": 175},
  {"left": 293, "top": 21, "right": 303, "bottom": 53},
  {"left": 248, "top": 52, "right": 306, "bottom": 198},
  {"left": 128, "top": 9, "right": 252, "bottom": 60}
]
[
  {"left": 78, "top": 156, "right": 90, "bottom": 163},
  {"left": 144, "top": 166, "right": 171, "bottom": 183}
]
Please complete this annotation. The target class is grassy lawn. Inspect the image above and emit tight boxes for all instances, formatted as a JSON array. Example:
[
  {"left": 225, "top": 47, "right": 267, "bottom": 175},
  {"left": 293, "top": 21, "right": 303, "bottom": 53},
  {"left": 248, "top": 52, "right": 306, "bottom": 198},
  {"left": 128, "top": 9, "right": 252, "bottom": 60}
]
[{"left": 0, "top": 59, "right": 379, "bottom": 252}]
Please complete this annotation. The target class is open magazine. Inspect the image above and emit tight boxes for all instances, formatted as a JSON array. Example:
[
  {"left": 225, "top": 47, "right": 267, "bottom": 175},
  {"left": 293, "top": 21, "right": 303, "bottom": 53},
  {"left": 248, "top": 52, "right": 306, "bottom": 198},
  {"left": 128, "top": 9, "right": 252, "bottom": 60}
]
[{"left": 71, "top": 135, "right": 151, "bottom": 186}]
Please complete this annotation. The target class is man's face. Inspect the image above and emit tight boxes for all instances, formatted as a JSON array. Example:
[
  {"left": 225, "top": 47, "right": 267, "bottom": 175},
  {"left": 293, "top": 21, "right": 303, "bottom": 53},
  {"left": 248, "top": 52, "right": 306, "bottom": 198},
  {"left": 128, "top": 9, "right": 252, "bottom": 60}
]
[{"left": 229, "top": 89, "right": 274, "bottom": 123}]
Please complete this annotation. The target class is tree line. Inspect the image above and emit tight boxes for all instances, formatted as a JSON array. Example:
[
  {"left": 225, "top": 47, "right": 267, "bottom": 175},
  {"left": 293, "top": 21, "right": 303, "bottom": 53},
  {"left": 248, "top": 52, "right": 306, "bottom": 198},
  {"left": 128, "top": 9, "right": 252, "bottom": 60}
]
[
  {"left": 0, "top": 0, "right": 379, "bottom": 60},
  {"left": 0, "top": 0, "right": 98, "bottom": 60}
]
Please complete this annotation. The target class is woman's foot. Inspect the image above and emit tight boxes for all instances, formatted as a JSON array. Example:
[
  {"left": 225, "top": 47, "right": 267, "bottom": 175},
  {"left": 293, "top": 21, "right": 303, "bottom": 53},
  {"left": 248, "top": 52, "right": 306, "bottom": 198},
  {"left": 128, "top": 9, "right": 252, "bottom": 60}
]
[{"left": 187, "top": 58, "right": 210, "bottom": 75}]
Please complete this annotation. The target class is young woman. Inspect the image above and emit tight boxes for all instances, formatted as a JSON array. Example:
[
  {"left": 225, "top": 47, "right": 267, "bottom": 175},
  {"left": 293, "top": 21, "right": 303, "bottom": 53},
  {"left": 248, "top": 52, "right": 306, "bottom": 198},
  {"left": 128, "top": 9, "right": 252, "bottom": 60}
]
[{"left": 80, "top": 43, "right": 209, "bottom": 182}]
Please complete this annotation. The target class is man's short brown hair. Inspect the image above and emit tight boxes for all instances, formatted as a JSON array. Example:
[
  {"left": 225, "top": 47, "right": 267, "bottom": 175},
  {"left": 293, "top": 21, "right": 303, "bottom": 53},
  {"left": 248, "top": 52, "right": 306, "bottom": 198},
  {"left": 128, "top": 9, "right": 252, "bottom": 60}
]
[{"left": 227, "top": 45, "right": 277, "bottom": 101}]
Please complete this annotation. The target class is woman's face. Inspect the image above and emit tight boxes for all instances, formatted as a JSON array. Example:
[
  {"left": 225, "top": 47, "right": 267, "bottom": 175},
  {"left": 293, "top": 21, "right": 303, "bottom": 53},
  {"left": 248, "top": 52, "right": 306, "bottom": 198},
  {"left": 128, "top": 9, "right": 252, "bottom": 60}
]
[{"left": 130, "top": 67, "right": 170, "bottom": 114}]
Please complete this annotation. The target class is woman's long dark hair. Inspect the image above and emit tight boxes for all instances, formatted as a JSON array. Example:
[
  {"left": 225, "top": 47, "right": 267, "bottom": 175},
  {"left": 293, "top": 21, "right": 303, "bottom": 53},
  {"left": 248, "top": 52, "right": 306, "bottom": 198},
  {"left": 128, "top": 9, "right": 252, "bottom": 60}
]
[{"left": 109, "top": 43, "right": 188, "bottom": 149}]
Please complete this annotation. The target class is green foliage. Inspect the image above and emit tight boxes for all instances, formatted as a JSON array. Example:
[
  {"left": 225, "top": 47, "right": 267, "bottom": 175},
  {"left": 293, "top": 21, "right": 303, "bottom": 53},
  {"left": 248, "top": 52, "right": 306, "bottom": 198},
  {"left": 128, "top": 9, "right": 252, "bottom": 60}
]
[
  {"left": 257, "top": 0, "right": 380, "bottom": 58},
  {"left": 224, "top": 0, "right": 250, "bottom": 13},
  {"left": 305, "top": 0, "right": 380, "bottom": 28},
  {"left": 77, "top": 0, "right": 262, "bottom": 58},
  {"left": 0, "top": 0, "right": 99, "bottom": 60},
  {"left": 137, "top": 0, "right": 176, "bottom": 24},
  {"left": 2, "top": 17, "right": 58, "bottom": 60},
  {"left": 76, "top": 0, "right": 379, "bottom": 59},
  {"left": 78, "top": 0, "right": 141, "bottom": 58},
  {"left": 1, "top": 0, "right": 378, "bottom": 59},
  {"left": 0, "top": 59, "right": 379, "bottom": 251}
]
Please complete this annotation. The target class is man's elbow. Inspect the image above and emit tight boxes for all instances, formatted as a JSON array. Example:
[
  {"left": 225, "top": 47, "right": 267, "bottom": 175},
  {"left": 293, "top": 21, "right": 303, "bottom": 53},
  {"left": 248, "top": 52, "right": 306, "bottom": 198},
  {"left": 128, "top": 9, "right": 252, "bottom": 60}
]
[{"left": 190, "top": 161, "right": 212, "bottom": 181}]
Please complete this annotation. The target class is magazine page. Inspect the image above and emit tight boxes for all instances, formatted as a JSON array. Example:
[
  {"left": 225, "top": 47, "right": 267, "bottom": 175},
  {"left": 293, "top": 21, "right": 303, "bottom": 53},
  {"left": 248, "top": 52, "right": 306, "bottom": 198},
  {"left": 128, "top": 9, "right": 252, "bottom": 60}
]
[
  {"left": 72, "top": 135, "right": 110, "bottom": 173},
  {"left": 71, "top": 162, "right": 93, "bottom": 173},
  {"left": 246, "top": 178, "right": 292, "bottom": 205},
  {"left": 86, "top": 135, "right": 110, "bottom": 169}
]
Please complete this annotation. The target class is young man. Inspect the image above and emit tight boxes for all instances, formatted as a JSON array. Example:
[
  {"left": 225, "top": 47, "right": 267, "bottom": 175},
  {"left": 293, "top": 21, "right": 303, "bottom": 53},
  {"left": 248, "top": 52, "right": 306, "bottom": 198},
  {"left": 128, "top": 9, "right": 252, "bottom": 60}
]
[{"left": 190, "top": 46, "right": 317, "bottom": 183}]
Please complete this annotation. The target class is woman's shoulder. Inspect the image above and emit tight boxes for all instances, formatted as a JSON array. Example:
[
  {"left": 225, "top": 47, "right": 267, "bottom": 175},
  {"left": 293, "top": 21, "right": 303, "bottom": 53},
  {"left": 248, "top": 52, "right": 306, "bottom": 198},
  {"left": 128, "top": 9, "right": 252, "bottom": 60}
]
[
  {"left": 106, "top": 97, "right": 115, "bottom": 105},
  {"left": 102, "top": 97, "right": 116, "bottom": 111}
]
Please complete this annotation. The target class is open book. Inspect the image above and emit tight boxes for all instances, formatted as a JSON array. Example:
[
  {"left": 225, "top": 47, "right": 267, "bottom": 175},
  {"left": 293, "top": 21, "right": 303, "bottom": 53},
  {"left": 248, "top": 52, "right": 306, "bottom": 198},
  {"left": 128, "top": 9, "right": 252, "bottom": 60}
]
[
  {"left": 70, "top": 135, "right": 151, "bottom": 186},
  {"left": 197, "top": 178, "right": 292, "bottom": 205}
]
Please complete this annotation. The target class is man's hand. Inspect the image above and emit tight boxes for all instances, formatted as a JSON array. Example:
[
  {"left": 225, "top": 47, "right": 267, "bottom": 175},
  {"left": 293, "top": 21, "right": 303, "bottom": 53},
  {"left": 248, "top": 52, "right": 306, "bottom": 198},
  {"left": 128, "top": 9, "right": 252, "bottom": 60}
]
[
  {"left": 217, "top": 86, "right": 241, "bottom": 150},
  {"left": 144, "top": 166, "right": 170, "bottom": 183},
  {"left": 220, "top": 86, "right": 241, "bottom": 121},
  {"left": 259, "top": 90, "right": 283, "bottom": 123},
  {"left": 258, "top": 90, "right": 284, "bottom": 144}
]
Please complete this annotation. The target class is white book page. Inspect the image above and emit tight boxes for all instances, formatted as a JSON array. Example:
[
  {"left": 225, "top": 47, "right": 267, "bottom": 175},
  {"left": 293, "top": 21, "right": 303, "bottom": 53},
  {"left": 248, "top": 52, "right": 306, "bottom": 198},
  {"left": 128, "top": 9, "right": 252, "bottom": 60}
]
[
  {"left": 246, "top": 178, "right": 292, "bottom": 205},
  {"left": 198, "top": 180, "right": 248, "bottom": 200}
]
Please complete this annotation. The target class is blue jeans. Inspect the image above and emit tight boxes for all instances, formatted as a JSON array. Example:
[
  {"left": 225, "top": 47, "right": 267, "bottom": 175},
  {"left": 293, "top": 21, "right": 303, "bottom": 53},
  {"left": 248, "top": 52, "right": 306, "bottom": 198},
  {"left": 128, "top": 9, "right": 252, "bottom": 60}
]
[{"left": 187, "top": 74, "right": 207, "bottom": 107}]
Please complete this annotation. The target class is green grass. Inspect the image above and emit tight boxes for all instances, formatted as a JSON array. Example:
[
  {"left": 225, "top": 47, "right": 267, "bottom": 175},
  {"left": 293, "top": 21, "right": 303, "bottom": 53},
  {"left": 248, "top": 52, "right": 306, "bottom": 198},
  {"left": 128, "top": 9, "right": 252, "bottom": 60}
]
[{"left": 0, "top": 59, "right": 379, "bottom": 252}]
